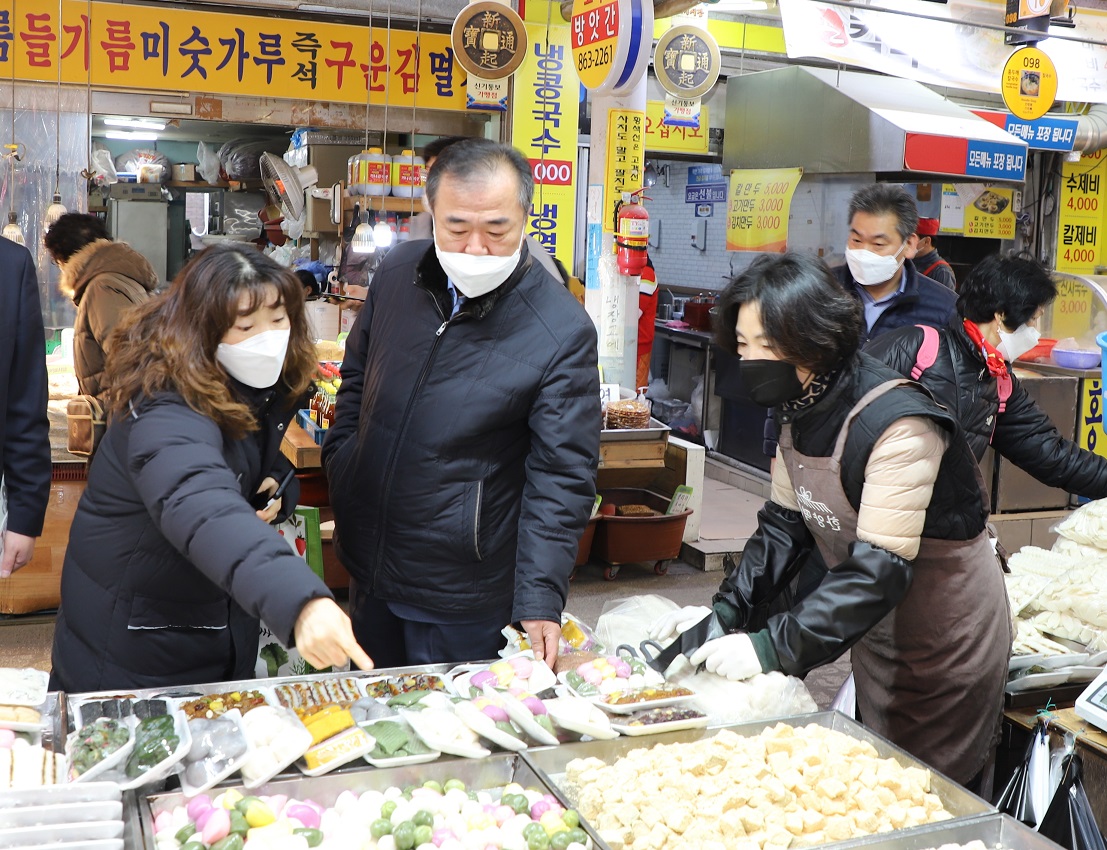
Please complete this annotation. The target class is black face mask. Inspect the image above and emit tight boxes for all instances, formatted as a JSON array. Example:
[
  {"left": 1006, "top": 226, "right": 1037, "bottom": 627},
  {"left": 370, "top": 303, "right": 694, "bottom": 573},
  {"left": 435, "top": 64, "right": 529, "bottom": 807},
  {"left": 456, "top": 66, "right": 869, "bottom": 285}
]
[{"left": 739, "top": 359, "right": 806, "bottom": 407}]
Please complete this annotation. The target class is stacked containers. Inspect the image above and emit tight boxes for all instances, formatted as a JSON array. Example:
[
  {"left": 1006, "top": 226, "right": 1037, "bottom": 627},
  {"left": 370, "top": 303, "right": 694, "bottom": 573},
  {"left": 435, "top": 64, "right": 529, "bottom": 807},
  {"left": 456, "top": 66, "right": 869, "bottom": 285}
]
[
  {"left": 347, "top": 148, "right": 392, "bottom": 196},
  {"left": 391, "top": 149, "right": 425, "bottom": 199}
]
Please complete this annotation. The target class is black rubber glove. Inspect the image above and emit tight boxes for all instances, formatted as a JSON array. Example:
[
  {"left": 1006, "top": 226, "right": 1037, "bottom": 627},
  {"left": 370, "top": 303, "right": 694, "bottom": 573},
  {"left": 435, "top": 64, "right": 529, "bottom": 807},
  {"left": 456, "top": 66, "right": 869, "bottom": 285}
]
[
  {"left": 712, "top": 500, "right": 814, "bottom": 633},
  {"left": 765, "top": 539, "right": 913, "bottom": 677}
]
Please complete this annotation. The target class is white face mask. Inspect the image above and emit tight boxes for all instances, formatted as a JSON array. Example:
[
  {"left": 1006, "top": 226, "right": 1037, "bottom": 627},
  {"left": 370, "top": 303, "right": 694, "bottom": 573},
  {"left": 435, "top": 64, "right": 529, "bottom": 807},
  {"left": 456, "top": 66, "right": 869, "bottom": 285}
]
[
  {"left": 216, "top": 328, "right": 290, "bottom": 388},
  {"left": 997, "top": 323, "right": 1041, "bottom": 362},
  {"left": 845, "top": 240, "right": 908, "bottom": 287},
  {"left": 434, "top": 231, "right": 524, "bottom": 299}
]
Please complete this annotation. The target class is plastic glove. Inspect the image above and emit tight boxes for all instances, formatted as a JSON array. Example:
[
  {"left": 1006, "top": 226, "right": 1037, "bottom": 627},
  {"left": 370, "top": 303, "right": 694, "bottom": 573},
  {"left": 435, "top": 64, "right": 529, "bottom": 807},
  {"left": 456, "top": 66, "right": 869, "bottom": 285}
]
[
  {"left": 687, "top": 633, "right": 763, "bottom": 681},
  {"left": 649, "top": 605, "right": 712, "bottom": 642}
]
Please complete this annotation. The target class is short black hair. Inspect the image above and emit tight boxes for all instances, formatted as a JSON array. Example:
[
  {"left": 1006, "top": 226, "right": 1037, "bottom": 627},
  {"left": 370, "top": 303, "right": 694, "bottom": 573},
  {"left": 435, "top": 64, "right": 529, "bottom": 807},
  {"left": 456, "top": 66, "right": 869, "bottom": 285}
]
[
  {"left": 425, "top": 139, "right": 534, "bottom": 213},
  {"left": 44, "top": 213, "right": 110, "bottom": 262},
  {"left": 957, "top": 253, "right": 1057, "bottom": 330},
  {"left": 716, "top": 253, "right": 863, "bottom": 374},
  {"left": 295, "top": 269, "right": 320, "bottom": 298},
  {"left": 421, "top": 135, "right": 472, "bottom": 164},
  {"left": 847, "top": 184, "right": 919, "bottom": 242}
]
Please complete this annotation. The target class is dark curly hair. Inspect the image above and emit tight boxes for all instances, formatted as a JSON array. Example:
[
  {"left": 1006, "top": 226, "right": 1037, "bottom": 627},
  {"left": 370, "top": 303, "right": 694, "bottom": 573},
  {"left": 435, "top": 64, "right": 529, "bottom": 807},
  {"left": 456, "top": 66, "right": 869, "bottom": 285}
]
[
  {"left": 44, "top": 213, "right": 109, "bottom": 263},
  {"left": 957, "top": 252, "right": 1057, "bottom": 330},
  {"left": 716, "top": 253, "right": 863, "bottom": 374}
]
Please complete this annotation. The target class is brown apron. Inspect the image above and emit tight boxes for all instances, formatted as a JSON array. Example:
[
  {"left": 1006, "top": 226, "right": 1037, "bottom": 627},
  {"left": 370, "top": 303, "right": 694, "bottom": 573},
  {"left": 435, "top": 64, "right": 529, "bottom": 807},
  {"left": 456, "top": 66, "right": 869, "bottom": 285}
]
[{"left": 779, "top": 380, "right": 1012, "bottom": 784}]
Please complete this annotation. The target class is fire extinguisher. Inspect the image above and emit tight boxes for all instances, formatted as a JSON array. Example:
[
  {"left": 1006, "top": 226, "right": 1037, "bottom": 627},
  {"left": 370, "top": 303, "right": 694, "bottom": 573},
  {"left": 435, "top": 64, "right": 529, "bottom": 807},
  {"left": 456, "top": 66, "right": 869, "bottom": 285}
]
[{"left": 614, "top": 189, "right": 650, "bottom": 277}]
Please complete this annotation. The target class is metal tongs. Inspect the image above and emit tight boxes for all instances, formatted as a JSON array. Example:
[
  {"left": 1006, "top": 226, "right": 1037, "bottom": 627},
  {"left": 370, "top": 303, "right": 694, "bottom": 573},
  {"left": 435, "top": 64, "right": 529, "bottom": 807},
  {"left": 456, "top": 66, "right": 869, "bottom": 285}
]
[{"left": 618, "top": 612, "right": 727, "bottom": 674}]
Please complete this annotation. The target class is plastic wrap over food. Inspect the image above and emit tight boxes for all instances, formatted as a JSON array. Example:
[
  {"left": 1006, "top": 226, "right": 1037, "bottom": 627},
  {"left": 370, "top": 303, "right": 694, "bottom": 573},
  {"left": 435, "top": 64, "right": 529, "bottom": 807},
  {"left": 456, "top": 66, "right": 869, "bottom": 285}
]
[
  {"left": 1053, "top": 497, "right": 1107, "bottom": 549},
  {"left": 664, "top": 660, "right": 817, "bottom": 725},
  {"left": 595, "top": 593, "right": 681, "bottom": 652}
]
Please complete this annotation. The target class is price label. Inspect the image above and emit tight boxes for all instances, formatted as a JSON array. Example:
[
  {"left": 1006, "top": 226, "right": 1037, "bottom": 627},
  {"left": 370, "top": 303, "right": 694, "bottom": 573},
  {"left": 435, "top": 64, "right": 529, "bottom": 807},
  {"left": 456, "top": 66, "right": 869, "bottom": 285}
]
[{"left": 1001, "top": 46, "right": 1057, "bottom": 121}]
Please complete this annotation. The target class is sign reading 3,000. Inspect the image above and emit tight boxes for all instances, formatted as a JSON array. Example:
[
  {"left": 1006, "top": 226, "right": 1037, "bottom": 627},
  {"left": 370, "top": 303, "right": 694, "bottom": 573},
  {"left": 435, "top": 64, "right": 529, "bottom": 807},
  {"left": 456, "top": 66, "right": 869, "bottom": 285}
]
[{"left": 571, "top": 0, "right": 620, "bottom": 90}]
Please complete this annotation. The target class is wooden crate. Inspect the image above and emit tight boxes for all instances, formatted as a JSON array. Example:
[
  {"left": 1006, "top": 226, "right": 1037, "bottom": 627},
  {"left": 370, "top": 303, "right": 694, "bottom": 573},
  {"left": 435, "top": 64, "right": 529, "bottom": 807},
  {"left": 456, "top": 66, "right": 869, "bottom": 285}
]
[{"left": 599, "top": 438, "right": 667, "bottom": 469}]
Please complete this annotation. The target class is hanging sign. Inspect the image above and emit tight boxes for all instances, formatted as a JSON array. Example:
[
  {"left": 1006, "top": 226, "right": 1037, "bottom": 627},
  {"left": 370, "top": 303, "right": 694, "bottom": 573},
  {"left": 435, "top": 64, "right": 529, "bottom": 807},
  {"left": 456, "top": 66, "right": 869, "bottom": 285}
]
[
  {"left": 972, "top": 110, "right": 1078, "bottom": 151},
  {"left": 452, "top": 2, "right": 528, "bottom": 80},
  {"left": 511, "top": 18, "right": 581, "bottom": 272},
  {"left": 939, "top": 184, "right": 965, "bottom": 235},
  {"left": 570, "top": 0, "right": 646, "bottom": 94},
  {"left": 725, "top": 167, "right": 802, "bottom": 253},
  {"left": 652, "top": 25, "right": 720, "bottom": 130},
  {"left": 1001, "top": 47, "right": 1058, "bottom": 121},
  {"left": 962, "top": 187, "right": 1017, "bottom": 239},
  {"left": 466, "top": 78, "right": 509, "bottom": 110},
  {"left": 604, "top": 109, "right": 645, "bottom": 233},
  {"left": 644, "top": 100, "right": 709, "bottom": 154}
]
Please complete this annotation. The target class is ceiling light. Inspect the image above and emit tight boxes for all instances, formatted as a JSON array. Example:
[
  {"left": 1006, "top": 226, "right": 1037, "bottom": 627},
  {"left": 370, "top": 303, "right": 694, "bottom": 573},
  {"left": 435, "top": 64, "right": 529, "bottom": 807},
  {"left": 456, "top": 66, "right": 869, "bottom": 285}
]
[
  {"left": 104, "top": 130, "right": 160, "bottom": 141},
  {"left": 373, "top": 219, "right": 393, "bottom": 249},
  {"left": 2, "top": 211, "right": 25, "bottom": 245},
  {"left": 45, "top": 193, "right": 67, "bottom": 230},
  {"left": 351, "top": 220, "right": 376, "bottom": 254},
  {"left": 103, "top": 118, "right": 167, "bottom": 131}
]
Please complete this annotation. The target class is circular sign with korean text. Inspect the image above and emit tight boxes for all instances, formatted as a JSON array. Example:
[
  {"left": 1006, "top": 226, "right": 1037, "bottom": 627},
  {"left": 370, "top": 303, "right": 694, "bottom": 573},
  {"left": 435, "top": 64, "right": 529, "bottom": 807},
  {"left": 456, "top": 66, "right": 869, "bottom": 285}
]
[
  {"left": 1001, "top": 46, "right": 1057, "bottom": 121},
  {"left": 653, "top": 25, "right": 720, "bottom": 100},
  {"left": 571, "top": 0, "right": 645, "bottom": 94},
  {"left": 451, "top": 2, "right": 528, "bottom": 81}
]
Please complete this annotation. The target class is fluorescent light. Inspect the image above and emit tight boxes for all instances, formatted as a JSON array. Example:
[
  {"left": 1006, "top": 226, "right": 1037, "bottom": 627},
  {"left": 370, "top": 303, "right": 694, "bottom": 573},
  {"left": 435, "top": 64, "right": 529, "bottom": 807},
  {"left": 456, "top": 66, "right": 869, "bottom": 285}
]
[
  {"left": 103, "top": 118, "right": 167, "bottom": 130},
  {"left": 104, "top": 130, "right": 160, "bottom": 141}
]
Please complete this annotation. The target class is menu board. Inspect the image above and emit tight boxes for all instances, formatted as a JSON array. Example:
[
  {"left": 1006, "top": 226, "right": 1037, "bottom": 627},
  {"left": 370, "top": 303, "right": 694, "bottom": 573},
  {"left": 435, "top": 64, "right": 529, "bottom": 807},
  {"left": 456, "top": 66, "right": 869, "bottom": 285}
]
[
  {"left": 1056, "top": 151, "right": 1107, "bottom": 275},
  {"left": 963, "top": 187, "right": 1016, "bottom": 239},
  {"left": 725, "top": 167, "right": 802, "bottom": 252},
  {"left": 604, "top": 109, "right": 645, "bottom": 233}
]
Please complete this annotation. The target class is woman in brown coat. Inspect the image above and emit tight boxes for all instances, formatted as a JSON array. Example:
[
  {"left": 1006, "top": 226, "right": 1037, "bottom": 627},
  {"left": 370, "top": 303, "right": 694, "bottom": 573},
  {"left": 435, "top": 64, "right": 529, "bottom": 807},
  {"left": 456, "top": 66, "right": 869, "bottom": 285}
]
[{"left": 46, "top": 213, "right": 159, "bottom": 402}]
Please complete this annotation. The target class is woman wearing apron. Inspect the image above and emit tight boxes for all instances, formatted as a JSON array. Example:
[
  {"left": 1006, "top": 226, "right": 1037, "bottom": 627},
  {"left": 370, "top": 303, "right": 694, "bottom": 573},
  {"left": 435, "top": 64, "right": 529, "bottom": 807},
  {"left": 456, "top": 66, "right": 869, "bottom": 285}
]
[{"left": 654, "top": 253, "right": 1011, "bottom": 794}]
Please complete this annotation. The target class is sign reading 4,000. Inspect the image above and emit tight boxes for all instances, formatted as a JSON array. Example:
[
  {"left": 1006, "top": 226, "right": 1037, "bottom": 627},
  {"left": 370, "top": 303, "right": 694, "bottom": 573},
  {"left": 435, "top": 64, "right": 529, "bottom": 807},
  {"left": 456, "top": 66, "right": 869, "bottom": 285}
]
[{"left": 571, "top": 0, "right": 620, "bottom": 90}]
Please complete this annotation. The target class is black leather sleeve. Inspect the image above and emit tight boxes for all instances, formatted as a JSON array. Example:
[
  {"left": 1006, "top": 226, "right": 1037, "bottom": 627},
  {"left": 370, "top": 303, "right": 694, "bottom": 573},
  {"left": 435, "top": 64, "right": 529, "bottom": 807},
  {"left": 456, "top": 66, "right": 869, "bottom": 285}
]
[
  {"left": 712, "top": 500, "right": 814, "bottom": 632},
  {"left": 766, "top": 540, "right": 913, "bottom": 677}
]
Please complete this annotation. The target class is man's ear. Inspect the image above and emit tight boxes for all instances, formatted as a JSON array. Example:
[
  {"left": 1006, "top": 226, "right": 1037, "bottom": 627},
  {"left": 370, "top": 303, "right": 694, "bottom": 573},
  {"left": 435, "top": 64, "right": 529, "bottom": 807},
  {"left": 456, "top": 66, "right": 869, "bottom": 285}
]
[
  {"left": 905, "top": 233, "right": 920, "bottom": 260},
  {"left": 422, "top": 194, "right": 432, "bottom": 216}
]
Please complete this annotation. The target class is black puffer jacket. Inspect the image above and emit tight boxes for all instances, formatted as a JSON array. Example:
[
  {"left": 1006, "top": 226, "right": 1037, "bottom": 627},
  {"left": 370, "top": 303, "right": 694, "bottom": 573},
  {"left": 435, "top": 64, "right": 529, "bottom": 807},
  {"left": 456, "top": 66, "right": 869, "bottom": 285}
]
[
  {"left": 50, "top": 388, "right": 331, "bottom": 692},
  {"left": 866, "top": 319, "right": 1107, "bottom": 499},
  {"left": 323, "top": 239, "right": 600, "bottom": 623}
]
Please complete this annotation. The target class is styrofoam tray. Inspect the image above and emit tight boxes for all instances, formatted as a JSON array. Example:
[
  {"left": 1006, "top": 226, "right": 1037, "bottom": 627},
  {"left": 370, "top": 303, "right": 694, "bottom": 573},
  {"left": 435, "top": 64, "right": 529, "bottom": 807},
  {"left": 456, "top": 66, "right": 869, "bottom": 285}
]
[
  {"left": 0, "top": 801, "right": 123, "bottom": 829},
  {"left": 453, "top": 700, "right": 528, "bottom": 751},
  {"left": 0, "top": 841, "right": 121, "bottom": 850},
  {"left": 0, "top": 712, "right": 47, "bottom": 734},
  {"left": 562, "top": 678, "right": 698, "bottom": 715},
  {"left": 610, "top": 713, "right": 709, "bottom": 736},
  {"left": 96, "top": 710, "right": 192, "bottom": 792},
  {"left": 65, "top": 721, "right": 134, "bottom": 783},
  {"left": 296, "top": 726, "right": 375, "bottom": 777},
  {"left": 0, "top": 820, "right": 123, "bottom": 848},
  {"left": 1009, "top": 651, "right": 1089, "bottom": 673},
  {"left": 239, "top": 703, "right": 313, "bottom": 789},
  {"left": 484, "top": 687, "right": 559, "bottom": 746},
  {"left": 447, "top": 652, "right": 557, "bottom": 698},
  {"left": 360, "top": 673, "right": 452, "bottom": 701},
  {"left": 0, "top": 670, "right": 49, "bottom": 708},
  {"left": 1005, "top": 670, "right": 1072, "bottom": 693},
  {"left": 362, "top": 716, "right": 441, "bottom": 768},
  {"left": 399, "top": 707, "right": 490, "bottom": 759},
  {"left": 0, "top": 784, "right": 120, "bottom": 808},
  {"left": 543, "top": 697, "right": 618, "bottom": 741},
  {"left": 178, "top": 709, "right": 253, "bottom": 796}
]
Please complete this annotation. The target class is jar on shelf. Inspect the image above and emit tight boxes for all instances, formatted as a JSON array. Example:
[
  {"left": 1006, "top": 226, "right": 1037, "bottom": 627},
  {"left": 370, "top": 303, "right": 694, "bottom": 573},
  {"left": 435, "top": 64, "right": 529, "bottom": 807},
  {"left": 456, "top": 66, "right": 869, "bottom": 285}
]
[
  {"left": 391, "top": 149, "right": 425, "bottom": 198},
  {"left": 348, "top": 148, "right": 391, "bottom": 196}
]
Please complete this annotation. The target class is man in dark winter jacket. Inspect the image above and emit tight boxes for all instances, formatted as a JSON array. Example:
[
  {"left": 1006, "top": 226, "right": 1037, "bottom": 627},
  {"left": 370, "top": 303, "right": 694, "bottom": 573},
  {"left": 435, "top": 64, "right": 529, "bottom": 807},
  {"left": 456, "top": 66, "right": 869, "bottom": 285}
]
[
  {"left": 867, "top": 252, "right": 1107, "bottom": 497},
  {"left": 324, "top": 139, "right": 600, "bottom": 668},
  {"left": 913, "top": 217, "right": 956, "bottom": 290},
  {"left": 0, "top": 237, "right": 50, "bottom": 578}
]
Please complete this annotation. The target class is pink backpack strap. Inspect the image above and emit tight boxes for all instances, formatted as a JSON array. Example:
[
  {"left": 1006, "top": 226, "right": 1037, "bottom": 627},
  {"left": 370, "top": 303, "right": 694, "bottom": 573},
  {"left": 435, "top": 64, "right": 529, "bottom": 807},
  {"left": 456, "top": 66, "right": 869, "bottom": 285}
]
[
  {"left": 995, "top": 373, "right": 1012, "bottom": 415},
  {"left": 911, "top": 324, "right": 940, "bottom": 380}
]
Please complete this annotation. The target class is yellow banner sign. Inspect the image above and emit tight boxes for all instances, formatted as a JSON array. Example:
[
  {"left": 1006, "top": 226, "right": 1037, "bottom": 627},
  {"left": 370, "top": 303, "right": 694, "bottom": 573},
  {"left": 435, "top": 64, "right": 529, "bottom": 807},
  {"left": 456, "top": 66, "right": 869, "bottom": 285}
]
[
  {"left": 604, "top": 108, "right": 645, "bottom": 233},
  {"left": 7, "top": 0, "right": 467, "bottom": 110},
  {"left": 1001, "top": 46, "right": 1058, "bottom": 121},
  {"left": 1078, "top": 376, "right": 1107, "bottom": 460},
  {"left": 725, "top": 167, "right": 802, "bottom": 253},
  {"left": 1056, "top": 151, "right": 1107, "bottom": 275},
  {"left": 963, "top": 188, "right": 1016, "bottom": 239},
  {"left": 644, "top": 100, "right": 709, "bottom": 154},
  {"left": 511, "top": 20, "right": 580, "bottom": 271}
]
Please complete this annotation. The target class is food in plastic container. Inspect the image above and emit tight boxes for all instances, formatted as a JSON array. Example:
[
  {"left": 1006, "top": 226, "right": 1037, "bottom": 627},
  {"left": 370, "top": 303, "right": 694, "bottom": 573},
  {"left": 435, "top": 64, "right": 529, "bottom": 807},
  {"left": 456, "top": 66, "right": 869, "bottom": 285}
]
[
  {"left": 361, "top": 673, "right": 450, "bottom": 699},
  {"left": 450, "top": 651, "right": 557, "bottom": 699},
  {"left": 362, "top": 717, "right": 439, "bottom": 766},
  {"left": 0, "top": 668, "right": 49, "bottom": 707},
  {"left": 179, "top": 690, "right": 268, "bottom": 720},
  {"left": 67, "top": 718, "right": 131, "bottom": 780},
  {"left": 0, "top": 741, "right": 67, "bottom": 789},
  {"left": 609, "top": 706, "right": 708, "bottom": 736},
  {"left": 179, "top": 711, "right": 251, "bottom": 796},
  {"left": 298, "top": 706, "right": 374, "bottom": 774},
  {"left": 237, "top": 705, "right": 312, "bottom": 789},
  {"left": 272, "top": 678, "right": 362, "bottom": 716}
]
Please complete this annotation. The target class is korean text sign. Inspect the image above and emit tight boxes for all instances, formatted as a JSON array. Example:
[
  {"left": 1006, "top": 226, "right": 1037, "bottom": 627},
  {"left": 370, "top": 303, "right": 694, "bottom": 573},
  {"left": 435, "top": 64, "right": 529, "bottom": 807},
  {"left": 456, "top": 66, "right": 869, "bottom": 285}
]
[
  {"left": 725, "top": 167, "right": 802, "bottom": 252},
  {"left": 6, "top": 0, "right": 466, "bottom": 111}
]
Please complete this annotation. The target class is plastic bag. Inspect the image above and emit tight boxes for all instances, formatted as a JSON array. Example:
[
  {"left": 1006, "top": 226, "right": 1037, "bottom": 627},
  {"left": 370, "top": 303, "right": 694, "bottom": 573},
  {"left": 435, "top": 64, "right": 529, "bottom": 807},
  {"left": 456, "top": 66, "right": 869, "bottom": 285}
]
[
  {"left": 996, "top": 716, "right": 1053, "bottom": 827},
  {"left": 499, "top": 612, "right": 606, "bottom": 658},
  {"left": 830, "top": 672, "right": 857, "bottom": 719},
  {"left": 1037, "top": 753, "right": 1107, "bottom": 850},
  {"left": 665, "top": 662, "right": 817, "bottom": 726},
  {"left": 89, "top": 143, "right": 117, "bottom": 185},
  {"left": 197, "top": 141, "right": 222, "bottom": 185},
  {"left": 114, "top": 148, "right": 170, "bottom": 183},
  {"left": 217, "top": 138, "right": 286, "bottom": 180},
  {"left": 595, "top": 594, "right": 680, "bottom": 652},
  {"left": 1052, "top": 498, "right": 1107, "bottom": 548}
]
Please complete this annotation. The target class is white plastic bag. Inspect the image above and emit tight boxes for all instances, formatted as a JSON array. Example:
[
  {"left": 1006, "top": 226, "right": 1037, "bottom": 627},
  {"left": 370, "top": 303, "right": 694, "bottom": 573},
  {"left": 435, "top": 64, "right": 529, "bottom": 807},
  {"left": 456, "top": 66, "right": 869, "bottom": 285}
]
[
  {"left": 594, "top": 594, "right": 680, "bottom": 652},
  {"left": 830, "top": 671, "right": 857, "bottom": 719},
  {"left": 665, "top": 662, "right": 817, "bottom": 726},
  {"left": 197, "top": 141, "right": 222, "bottom": 185}
]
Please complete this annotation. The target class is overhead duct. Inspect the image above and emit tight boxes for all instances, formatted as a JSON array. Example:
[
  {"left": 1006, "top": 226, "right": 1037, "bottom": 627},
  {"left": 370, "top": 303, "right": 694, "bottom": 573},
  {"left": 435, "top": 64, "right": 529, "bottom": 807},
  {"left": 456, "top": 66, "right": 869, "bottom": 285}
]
[
  {"left": 1075, "top": 104, "right": 1107, "bottom": 153},
  {"left": 724, "top": 66, "right": 1029, "bottom": 181}
]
